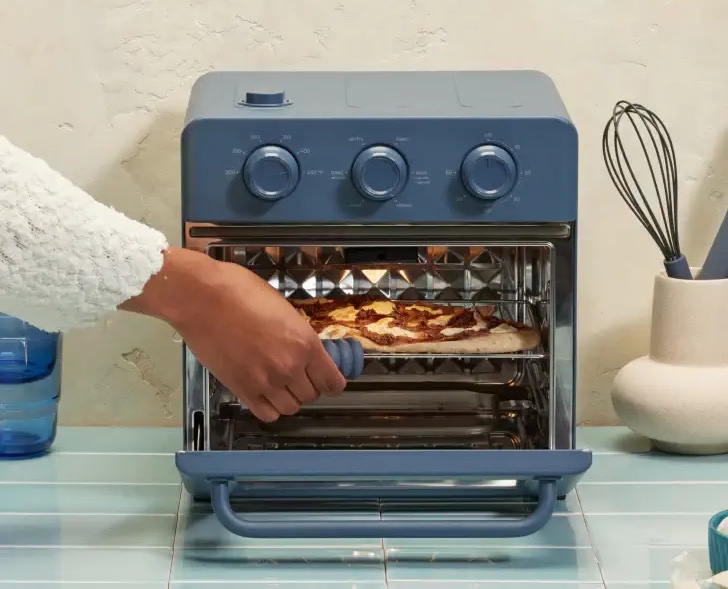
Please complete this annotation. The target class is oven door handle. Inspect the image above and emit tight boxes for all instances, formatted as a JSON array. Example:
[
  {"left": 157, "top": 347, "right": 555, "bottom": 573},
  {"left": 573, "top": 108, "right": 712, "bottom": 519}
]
[{"left": 209, "top": 478, "right": 558, "bottom": 538}]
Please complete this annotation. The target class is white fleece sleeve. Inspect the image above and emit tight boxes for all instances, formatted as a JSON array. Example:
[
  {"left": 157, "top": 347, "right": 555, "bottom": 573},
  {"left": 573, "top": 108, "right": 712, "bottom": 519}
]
[{"left": 0, "top": 135, "right": 169, "bottom": 333}]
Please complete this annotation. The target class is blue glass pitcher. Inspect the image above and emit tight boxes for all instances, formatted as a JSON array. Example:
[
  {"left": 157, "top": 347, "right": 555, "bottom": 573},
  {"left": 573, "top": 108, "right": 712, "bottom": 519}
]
[{"left": 0, "top": 314, "right": 62, "bottom": 458}]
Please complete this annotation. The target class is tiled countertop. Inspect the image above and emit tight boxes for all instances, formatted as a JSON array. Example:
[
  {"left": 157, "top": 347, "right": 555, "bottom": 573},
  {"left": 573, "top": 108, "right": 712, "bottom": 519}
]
[{"left": 0, "top": 426, "right": 724, "bottom": 588}]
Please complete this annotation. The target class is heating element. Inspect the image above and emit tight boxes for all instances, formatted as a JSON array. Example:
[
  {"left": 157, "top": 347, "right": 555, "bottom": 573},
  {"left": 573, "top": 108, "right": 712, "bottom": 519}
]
[{"left": 176, "top": 70, "right": 592, "bottom": 539}]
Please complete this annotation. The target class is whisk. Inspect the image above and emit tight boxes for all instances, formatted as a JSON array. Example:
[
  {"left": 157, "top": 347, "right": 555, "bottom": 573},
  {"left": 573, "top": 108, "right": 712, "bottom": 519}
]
[{"left": 602, "top": 100, "right": 692, "bottom": 279}]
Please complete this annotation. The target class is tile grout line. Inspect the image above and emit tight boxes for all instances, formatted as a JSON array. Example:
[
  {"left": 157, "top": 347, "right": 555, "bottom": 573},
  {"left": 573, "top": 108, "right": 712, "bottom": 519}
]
[
  {"left": 576, "top": 486, "right": 607, "bottom": 588},
  {"left": 379, "top": 499, "right": 389, "bottom": 588},
  {"left": 168, "top": 484, "right": 184, "bottom": 586}
]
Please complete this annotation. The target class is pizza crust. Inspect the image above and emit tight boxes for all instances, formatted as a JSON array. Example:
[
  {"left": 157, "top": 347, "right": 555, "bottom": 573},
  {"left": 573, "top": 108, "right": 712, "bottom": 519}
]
[{"left": 319, "top": 325, "right": 541, "bottom": 354}]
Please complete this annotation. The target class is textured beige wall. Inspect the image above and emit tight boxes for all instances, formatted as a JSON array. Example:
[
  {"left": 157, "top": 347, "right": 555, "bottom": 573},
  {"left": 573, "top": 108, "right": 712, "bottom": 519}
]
[{"left": 1, "top": 0, "right": 727, "bottom": 427}]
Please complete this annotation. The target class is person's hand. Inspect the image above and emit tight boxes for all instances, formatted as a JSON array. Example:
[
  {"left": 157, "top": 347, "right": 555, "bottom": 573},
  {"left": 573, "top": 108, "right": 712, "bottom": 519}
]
[{"left": 120, "top": 247, "right": 347, "bottom": 422}]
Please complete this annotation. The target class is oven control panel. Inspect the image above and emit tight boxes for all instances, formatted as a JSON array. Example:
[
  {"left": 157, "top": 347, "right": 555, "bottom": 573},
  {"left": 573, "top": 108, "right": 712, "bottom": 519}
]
[{"left": 182, "top": 71, "right": 578, "bottom": 224}]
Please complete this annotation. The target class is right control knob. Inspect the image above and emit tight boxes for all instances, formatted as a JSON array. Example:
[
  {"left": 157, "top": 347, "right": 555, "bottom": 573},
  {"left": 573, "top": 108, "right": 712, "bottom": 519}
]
[{"left": 460, "top": 144, "right": 517, "bottom": 200}]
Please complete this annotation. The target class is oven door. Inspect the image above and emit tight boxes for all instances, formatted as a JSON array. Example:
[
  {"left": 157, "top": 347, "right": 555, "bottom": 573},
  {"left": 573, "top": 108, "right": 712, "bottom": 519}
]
[{"left": 175, "top": 447, "right": 591, "bottom": 538}]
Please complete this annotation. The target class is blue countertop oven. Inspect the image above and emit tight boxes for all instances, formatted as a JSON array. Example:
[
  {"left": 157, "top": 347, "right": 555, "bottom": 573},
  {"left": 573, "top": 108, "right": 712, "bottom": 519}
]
[{"left": 176, "top": 70, "right": 592, "bottom": 539}]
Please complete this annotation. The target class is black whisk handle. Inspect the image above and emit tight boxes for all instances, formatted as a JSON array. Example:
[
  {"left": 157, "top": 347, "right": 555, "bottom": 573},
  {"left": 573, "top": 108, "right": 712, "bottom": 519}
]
[{"left": 664, "top": 255, "right": 693, "bottom": 280}]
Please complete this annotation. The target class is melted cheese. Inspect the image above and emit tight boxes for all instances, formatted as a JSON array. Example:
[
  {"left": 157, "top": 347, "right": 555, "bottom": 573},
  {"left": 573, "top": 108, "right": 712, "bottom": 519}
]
[
  {"left": 427, "top": 314, "right": 452, "bottom": 327},
  {"left": 490, "top": 323, "right": 518, "bottom": 334},
  {"left": 366, "top": 317, "right": 420, "bottom": 340},
  {"left": 361, "top": 300, "right": 396, "bottom": 315},
  {"left": 329, "top": 305, "right": 358, "bottom": 322},
  {"left": 319, "top": 325, "right": 350, "bottom": 339},
  {"left": 439, "top": 313, "right": 490, "bottom": 337}
]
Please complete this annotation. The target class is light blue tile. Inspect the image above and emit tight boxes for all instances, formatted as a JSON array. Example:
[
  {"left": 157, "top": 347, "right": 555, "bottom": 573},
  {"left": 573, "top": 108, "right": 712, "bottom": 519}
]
[
  {"left": 576, "top": 426, "right": 652, "bottom": 454},
  {"left": 0, "top": 454, "right": 180, "bottom": 484},
  {"left": 0, "top": 483, "right": 180, "bottom": 514},
  {"left": 171, "top": 580, "right": 386, "bottom": 589},
  {"left": 581, "top": 453, "right": 728, "bottom": 483},
  {"left": 578, "top": 483, "right": 728, "bottom": 515},
  {"left": 0, "top": 514, "right": 177, "bottom": 547},
  {"left": 387, "top": 581, "right": 604, "bottom": 589},
  {"left": 0, "top": 584, "right": 168, "bottom": 588},
  {"left": 51, "top": 426, "right": 180, "bottom": 454},
  {"left": 595, "top": 544, "right": 708, "bottom": 584},
  {"left": 171, "top": 548, "right": 386, "bottom": 583},
  {"left": 383, "top": 514, "right": 591, "bottom": 551},
  {"left": 176, "top": 509, "right": 384, "bottom": 552},
  {"left": 384, "top": 547, "right": 602, "bottom": 582},
  {"left": 0, "top": 547, "right": 172, "bottom": 582},
  {"left": 586, "top": 514, "right": 710, "bottom": 548},
  {"left": 604, "top": 584, "right": 670, "bottom": 588}
]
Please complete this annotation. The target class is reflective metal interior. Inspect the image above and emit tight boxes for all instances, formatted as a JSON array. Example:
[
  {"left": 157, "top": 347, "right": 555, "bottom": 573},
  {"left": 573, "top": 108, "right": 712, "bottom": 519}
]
[{"left": 185, "top": 236, "right": 561, "bottom": 454}]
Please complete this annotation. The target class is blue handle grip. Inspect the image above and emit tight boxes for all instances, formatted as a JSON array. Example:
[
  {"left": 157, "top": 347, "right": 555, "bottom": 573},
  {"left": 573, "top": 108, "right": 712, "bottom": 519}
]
[
  {"left": 209, "top": 478, "right": 558, "bottom": 538},
  {"left": 663, "top": 255, "right": 693, "bottom": 280},
  {"left": 322, "top": 338, "right": 364, "bottom": 379}
]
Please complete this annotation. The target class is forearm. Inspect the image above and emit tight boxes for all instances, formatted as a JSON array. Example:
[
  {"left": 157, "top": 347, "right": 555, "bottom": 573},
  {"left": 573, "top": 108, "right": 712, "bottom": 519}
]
[
  {"left": 119, "top": 246, "right": 219, "bottom": 328},
  {"left": 0, "top": 135, "right": 169, "bottom": 332}
]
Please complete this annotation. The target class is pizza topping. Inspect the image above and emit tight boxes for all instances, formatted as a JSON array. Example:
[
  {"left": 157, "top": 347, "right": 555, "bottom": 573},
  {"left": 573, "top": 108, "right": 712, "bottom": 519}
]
[
  {"left": 290, "top": 295, "right": 536, "bottom": 347},
  {"left": 490, "top": 323, "right": 518, "bottom": 334},
  {"left": 405, "top": 304, "right": 442, "bottom": 316},
  {"left": 366, "top": 317, "right": 422, "bottom": 340},
  {"left": 360, "top": 329, "right": 396, "bottom": 346},
  {"left": 444, "top": 309, "right": 478, "bottom": 329},
  {"left": 329, "top": 306, "right": 358, "bottom": 323},
  {"left": 361, "top": 300, "right": 396, "bottom": 315},
  {"left": 319, "top": 324, "right": 350, "bottom": 339}
]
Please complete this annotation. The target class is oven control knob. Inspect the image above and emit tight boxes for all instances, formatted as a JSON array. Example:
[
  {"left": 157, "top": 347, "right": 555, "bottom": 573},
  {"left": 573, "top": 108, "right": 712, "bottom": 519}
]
[
  {"left": 243, "top": 145, "right": 300, "bottom": 201},
  {"left": 461, "top": 145, "right": 517, "bottom": 200},
  {"left": 351, "top": 145, "right": 408, "bottom": 201}
]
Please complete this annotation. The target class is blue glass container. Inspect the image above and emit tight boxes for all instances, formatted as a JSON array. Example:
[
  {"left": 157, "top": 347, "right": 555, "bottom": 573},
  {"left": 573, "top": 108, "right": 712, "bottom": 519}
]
[{"left": 0, "top": 313, "right": 62, "bottom": 458}]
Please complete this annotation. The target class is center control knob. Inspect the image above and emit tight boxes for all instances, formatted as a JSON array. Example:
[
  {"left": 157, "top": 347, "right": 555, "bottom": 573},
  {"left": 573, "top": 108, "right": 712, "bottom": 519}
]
[
  {"left": 460, "top": 144, "right": 517, "bottom": 200},
  {"left": 351, "top": 145, "right": 408, "bottom": 201},
  {"left": 243, "top": 145, "right": 300, "bottom": 201}
]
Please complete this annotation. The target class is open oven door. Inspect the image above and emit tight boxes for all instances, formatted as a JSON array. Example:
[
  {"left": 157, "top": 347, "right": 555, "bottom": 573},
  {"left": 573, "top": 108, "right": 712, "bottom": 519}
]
[{"left": 175, "top": 447, "right": 592, "bottom": 539}]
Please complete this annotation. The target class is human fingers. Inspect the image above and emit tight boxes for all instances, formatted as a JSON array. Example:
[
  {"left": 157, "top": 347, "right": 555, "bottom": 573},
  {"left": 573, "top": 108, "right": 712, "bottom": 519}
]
[
  {"left": 243, "top": 393, "right": 281, "bottom": 423},
  {"left": 265, "top": 387, "right": 303, "bottom": 416},
  {"left": 306, "top": 342, "right": 348, "bottom": 397},
  {"left": 286, "top": 371, "right": 320, "bottom": 404}
]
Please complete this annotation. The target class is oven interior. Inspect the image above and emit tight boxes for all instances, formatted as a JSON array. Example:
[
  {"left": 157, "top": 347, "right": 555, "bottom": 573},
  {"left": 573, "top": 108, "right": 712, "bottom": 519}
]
[{"left": 198, "top": 242, "right": 554, "bottom": 454}]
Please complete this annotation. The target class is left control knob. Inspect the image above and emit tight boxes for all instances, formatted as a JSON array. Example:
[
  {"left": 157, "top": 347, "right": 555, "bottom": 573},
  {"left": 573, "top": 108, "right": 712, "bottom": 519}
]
[{"left": 242, "top": 145, "right": 300, "bottom": 201}]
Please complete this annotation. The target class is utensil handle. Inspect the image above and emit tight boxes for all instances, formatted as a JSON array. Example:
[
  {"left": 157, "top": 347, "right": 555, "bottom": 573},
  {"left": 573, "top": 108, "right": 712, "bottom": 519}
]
[
  {"left": 321, "top": 338, "right": 365, "bottom": 379},
  {"left": 209, "top": 478, "right": 558, "bottom": 538},
  {"left": 697, "top": 211, "right": 728, "bottom": 280},
  {"left": 664, "top": 255, "right": 693, "bottom": 280}
]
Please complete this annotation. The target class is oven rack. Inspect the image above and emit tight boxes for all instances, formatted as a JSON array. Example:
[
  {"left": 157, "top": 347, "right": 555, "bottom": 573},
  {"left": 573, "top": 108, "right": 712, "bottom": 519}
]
[{"left": 212, "top": 390, "right": 535, "bottom": 451}]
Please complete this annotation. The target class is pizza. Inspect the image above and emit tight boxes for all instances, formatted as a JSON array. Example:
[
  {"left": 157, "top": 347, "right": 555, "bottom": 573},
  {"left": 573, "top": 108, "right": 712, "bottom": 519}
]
[{"left": 290, "top": 295, "right": 541, "bottom": 354}]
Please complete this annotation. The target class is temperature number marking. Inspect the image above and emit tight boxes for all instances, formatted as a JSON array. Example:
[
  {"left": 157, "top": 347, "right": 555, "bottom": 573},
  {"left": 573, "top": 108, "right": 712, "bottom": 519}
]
[{"left": 224, "top": 169, "right": 237, "bottom": 176}]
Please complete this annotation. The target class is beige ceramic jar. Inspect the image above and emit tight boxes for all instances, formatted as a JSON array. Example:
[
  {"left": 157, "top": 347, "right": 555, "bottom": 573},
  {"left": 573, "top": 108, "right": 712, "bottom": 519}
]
[{"left": 611, "top": 268, "right": 728, "bottom": 454}]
